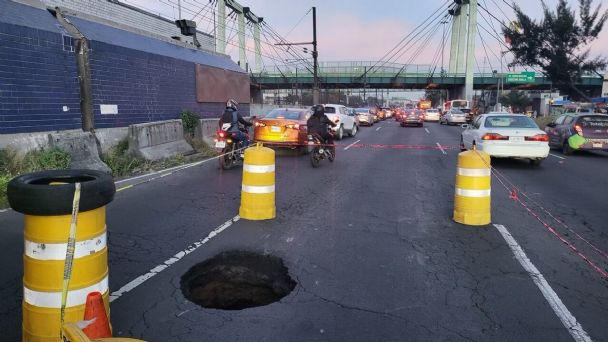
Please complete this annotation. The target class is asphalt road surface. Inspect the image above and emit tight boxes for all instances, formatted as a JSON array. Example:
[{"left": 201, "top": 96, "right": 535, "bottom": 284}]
[{"left": 1, "top": 120, "right": 607, "bottom": 341}]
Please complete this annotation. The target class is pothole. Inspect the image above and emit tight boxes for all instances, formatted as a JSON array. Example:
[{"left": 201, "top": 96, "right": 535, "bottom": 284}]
[{"left": 180, "top": 251, "right": 296, "bottom": 310}]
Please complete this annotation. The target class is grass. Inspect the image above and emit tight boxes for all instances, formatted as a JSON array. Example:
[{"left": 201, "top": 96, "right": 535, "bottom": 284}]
[{"left": 0, "top": 147, "right": 71, "bottom": 208}]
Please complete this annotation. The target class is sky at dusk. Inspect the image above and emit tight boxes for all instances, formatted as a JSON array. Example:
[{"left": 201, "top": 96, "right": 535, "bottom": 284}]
[{"left": 126, "top": 0, "right": 608, "bottom": 73}]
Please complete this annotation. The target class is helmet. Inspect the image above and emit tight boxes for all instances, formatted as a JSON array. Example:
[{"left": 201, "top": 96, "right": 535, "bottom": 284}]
[
  {"left": 226, "top": 99, "right": 238, "bottom": 111},
  {"left": 312, "top": 104, "right": 325, "bottom": 116}
]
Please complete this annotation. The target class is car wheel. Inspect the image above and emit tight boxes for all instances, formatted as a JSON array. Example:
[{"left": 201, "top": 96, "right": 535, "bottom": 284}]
[
  {"left": 562, "top": 140, "right": 573, "bottom": 155},
  {"left": 336, "top": 125, "right": 344, "bottom": 140},
  {"left": 530, "top": 158, "right": 543, "bottom": 166},
  {"left": 350, "top": 124, "right": 358, "bottom": 137}
]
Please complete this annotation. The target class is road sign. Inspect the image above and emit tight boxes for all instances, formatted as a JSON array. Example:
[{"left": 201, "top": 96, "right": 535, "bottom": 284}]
[{"left": 506, "top": 71, "right": 535, "bottom": 84}]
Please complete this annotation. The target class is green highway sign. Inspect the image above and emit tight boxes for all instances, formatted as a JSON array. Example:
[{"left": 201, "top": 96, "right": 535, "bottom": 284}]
[{"left": 506, "top": 71, "right": 536, "bottom": 84}]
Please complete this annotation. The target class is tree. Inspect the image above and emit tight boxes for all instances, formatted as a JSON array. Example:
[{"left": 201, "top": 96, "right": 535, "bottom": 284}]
[
  {"left": 499, "top": 91, "right": 531, "bottom": 113},
  {"left": 503, "top": 0, "right": 607, "bottom": 100}
]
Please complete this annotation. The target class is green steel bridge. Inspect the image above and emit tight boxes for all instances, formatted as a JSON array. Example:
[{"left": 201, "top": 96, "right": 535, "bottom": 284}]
[{"left": 250, "top": 62, "right": 603, "bottom": 93}]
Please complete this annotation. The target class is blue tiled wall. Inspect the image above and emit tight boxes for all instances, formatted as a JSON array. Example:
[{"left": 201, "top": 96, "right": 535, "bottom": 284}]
[{"left": 0, "top": 22, "right": 82, "bottom": 133}]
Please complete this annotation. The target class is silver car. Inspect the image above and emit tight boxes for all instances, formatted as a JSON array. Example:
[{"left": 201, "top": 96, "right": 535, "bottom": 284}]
[
  {"left": 354, "top": 108, "right": 374, "bottom": 126},
  {"left": 440, "top": 109, "right": 467, "bottom": 125}
]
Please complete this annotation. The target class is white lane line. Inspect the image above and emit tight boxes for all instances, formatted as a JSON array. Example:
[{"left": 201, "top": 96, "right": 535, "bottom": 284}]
[
  {"left": 550, "top": 153, "right": 566, "bottom": 160},
  {"left": 0, "top": 208, "right": 11, "bottom": 213},
  {"left": 109, "top": 215, "right": 240, "bottom": 303},
  {"left": 493, "top": 224, "right": 593, "bottom": 342},
  {"left": 436, "top": 142, "right": 447, "bottom": 155},
  {"left": 115, "top": 161, "right": 201, "bottom": 184},
  {"left": 344, "top": 139, "right": 361, "bottom": 150},
  {"left": 376, "top": 127, "right": 382, "bottom": 131},
  {"left": 424, "top": 128, "right": 430, "bottom": 134}
]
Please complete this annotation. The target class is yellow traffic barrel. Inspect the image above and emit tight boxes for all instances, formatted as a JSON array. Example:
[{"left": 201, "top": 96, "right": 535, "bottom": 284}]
[
  {"left": 453, "top": 150, "right": 491, "bottom": 226},
  {"left": 8, "top": 170, "right": 115, "bottom": 342},
  {"left": 239, "top": 144, "right": 276, "bottom": 220}
]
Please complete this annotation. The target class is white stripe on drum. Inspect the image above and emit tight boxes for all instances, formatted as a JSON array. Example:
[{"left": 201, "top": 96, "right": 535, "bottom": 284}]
[
  {"left": 455, "top": 188, "right": 491, "bottom": 197},
  {"left": 243, "top": 164, "right": 275, "bottom": 173},
  {"left": 242, "top": 185, "right": 275, "bottom": 194},
  {"left": 23, "top": 275, "right": 109, "bottom": 308},
  {"left": 25, "top": 232, "right": 106, "bottom": 261},
  {"left": 457, "top": 168, "right": 491, "bottom": 177}
]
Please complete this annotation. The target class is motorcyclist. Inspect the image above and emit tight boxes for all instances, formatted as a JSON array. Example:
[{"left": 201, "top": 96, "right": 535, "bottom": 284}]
[
  {"left": 219, "top": 99, "right": 252, "bottom": 147},
  {"left": 307, "top": 104, "right": 337, "bottom": 157}
]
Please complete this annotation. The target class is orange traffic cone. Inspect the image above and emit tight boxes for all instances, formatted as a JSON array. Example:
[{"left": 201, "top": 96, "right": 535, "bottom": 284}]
[{"left": 82, "top": 291, "right": 112, "bottom": 339}]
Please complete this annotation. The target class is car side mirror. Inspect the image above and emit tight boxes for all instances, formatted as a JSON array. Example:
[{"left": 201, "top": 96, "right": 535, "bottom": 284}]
[{"left": 546, "top": 122, "right": 556, "bottom": 128}]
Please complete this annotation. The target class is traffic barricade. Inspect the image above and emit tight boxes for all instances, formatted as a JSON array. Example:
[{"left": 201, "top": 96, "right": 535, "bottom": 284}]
[
  {"left": 239, "top": 143, "right": 276, "bottom": 220},
  {"left": 7, "top": 170, "right": 115, "bottom": 342},
  {"left": 453, "top": 149, "right": 491, "bottom": 225}
]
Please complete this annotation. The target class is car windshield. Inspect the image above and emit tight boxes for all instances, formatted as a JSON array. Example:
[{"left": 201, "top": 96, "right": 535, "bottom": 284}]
[
  {"left": 355, "top": 108, "right": 369, "bottom": 113},
  {"left": 484, "top": 116, "right": 538, "bottom": 128},
  {"left": 451, "top": 110, "right": 464, "bottom": 114},
  {"left": 426, "top": 109, "right": 438, "bottom": 113},
  {"left": 265, "top": 110, "right": 303, "bottom": 120},
  {"left": 324, "top": 106, "right": 337, "bottom": 114},
  {"left": 577, "top": 115, "right": 608, "bottom": 127}
]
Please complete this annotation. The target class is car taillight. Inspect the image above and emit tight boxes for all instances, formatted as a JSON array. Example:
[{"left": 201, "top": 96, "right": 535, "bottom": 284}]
[
  {"left": 286, "top": 123, "right": 300, "bottom": 130},
  {"left": 574, "top": 124, "right": 583, "bottom": 136},
  {"left": 419, "top": 115, "right": 424, "bottom": 119},
  {"left": 482, "top": 133, "right": 509, "bottom": 141},
  {"left": 255, "top": 121, "right": 266, "bottom": 127},
  {"left": 218, "top": 131, "right": 226, "bottom": 138},
  {"left": 525, "top": 134, "right": 549, "bottom": 142}
]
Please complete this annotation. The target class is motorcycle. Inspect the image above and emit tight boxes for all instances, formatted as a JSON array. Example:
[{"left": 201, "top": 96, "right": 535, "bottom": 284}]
[
  {"left": 308, "top": 132, "right": 335, "bottom": 168},
  {"left": 215, "top": 128, "right": 250, "bottom": 170}
]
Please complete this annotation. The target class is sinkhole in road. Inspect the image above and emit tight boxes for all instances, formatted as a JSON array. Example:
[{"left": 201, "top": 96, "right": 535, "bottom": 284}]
[{"left": 180, "top": 251, "right": 296, "bottom": 310}]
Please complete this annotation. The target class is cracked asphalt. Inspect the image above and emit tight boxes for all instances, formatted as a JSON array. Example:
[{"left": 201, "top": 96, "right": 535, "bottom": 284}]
[{"left": 1, "top": 120, "right": 607, "bottom": 341}]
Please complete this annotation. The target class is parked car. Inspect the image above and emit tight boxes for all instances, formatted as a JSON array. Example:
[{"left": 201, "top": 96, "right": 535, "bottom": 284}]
[
  {"left": 323, "top": 104, "right": 358, "bottom": 140},
  {"left": 439, "top": 109, "right": 467, "bottom": 125},
  {"left": 424, "top": 108, "right": 441, "bottom": 122},
  {"left": 354, "top": 108, "right": 375, "bottom": 126},
  {"left": 461, "top": 114, "right": 550, "bottom": 165},
  {"left": 254, "top": 108, "right": 311, "bottom": 152},
  {"left": 544, "top": 113, "right": 608, "bottom": 154},
  {"left": 400, "top": 109, "right": 424, "bottom": 127}
]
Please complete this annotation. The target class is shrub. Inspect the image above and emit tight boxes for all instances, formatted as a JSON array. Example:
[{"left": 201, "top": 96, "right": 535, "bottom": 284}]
[
  {"left": 181, "top": 110, "right": 201, "bottom": 137},
  {"left": 101, "top": 139, "right": 148, "bottom": 177}
]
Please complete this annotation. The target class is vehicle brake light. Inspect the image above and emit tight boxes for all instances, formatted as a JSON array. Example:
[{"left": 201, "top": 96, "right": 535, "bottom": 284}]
[
  {"left": 419, "top": 115, "right": 424, "bottom": 119},
  {"left": 255, "top": 121, "right": 266, "bottom": 127},
  {"left": 218, "top": 131, "right": 226, "bottom": 138},
  {"left": 574, "top": 124, "right": 583, "bottom": 136},
  {"left": 525, "top": 134, "right": 549, "bottom": 142},
  {"left": 482, "top": 133, "right": 509, "bottom": 141},
  {"left": 286, "top": 123, "right": 300, "bottom": 130}
]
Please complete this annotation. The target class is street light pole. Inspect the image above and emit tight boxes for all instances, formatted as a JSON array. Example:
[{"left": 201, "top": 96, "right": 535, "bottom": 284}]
[{"left": 312, "top": 6, "right": 319, "bottom": 105}]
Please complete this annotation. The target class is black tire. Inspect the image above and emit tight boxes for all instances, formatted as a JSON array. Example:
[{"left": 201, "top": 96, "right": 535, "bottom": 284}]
[
  {"left": 400, "top": 123, "right": 405, "bottom": 127},
  {"left": 530, "top": 159, "right": 543, "bottom": 166},
  {"left": 350, "top": 125, "right": 358, "bottom": 137},
  {"left": 220, "top": 146, "right": 235, "bottom": 170},
  {"left": 310, "top": 151, "right": 321, "bottom": 168},
  {"left": 562, "top": 140, "right": 574, "bottom": 155},
  {"left": 7, "top": 169, "right": 115, "bottom": 216},
  {"left": 336, "top": 126, "right": 344, "bottom": 140}
]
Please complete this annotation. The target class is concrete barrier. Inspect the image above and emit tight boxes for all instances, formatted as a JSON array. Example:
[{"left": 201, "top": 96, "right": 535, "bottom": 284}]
[
  {"left": 48, "top": 131, "right": 112, "bottom": 173},
  {"left": 128, "top": 119, "right": 194, "bottom": 161},
  {"left": 195, "top": 118, "right": 220, "bottom": 146}
]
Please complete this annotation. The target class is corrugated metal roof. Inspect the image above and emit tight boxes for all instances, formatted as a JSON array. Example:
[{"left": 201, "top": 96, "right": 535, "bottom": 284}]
[
  {"left": 67, "top": 16, "right": 244, "bottom": 73},
  {"left": 0, "top": 0, "right": 65, "bottom": 33}
]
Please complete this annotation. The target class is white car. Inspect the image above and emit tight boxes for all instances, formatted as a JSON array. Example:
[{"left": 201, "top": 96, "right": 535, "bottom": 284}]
[
  {"left": 439, "top": 109, "right": 467, "bottom": 125},
  {"left": 323, "top": 104, "right": 358, "bottom": 140},
  {"left": 460, "top": 114, "right": 550, "bottom": 165},
  {"left": 424, "top": 109, "right": 441, "bottom": 122}
]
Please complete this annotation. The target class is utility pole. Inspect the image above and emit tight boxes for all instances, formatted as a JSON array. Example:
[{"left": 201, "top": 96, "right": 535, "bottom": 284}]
[{"left": 312, "top": 6, "right": 319, "bottom": 105}]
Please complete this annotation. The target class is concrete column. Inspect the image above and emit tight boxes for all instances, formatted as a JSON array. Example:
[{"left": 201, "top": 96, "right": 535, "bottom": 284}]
[
  {"left": 238, "top": 10, "right": 246, "bottom": 69},
  {"left": 216, "top": 0, "right": 226, "bottom": 54},
  {"left": 464, "top": 0, "right": 478, "bottom": 103},
  {"left": 456, "top": 3, "right": 468, "bottom": 75},
  {"left": 448, "top": 9, "right": 460, "bottom": 74},
  {"left": 254, "top": 21, "right": 262, "bottom": 73}
]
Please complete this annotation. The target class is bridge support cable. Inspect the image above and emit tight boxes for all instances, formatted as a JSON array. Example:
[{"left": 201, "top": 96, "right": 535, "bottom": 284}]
[
  {"left": 392, "top": 18, "right": 446, "bottom": 79},
  {"left": 359, "top": 0, "right": 453, "bottom": 79}
]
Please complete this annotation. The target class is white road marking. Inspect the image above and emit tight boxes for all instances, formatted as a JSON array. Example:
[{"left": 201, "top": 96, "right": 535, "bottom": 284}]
[
  {"left": 493, "top": 224, "right": 593, "bottom": 342},
  {"left": 549, "top": 153, "right": 566, "bottom": 160},
  {"left": 424, "top": 128, "right": 430, "bottom": 134},
  {"left": 0, "top": 208, "right": 11, "bottom": 214},
  {"left": 436, "top": 142, "right": 447, "bottom": 155},
  {"left": 344, "top": 139, "right": 361, "bottom": 150},
  {"left": 109, "top": 215, "right": 240, "bottom": 303},
  {"left": 115, "top": 161, "right": 201, "bottom": 184},
  {"left": 376, "top": 127, "right": 382, "bottom": 131}
]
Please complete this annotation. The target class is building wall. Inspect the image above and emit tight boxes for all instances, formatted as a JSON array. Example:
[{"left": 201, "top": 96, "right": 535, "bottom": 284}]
[
  {"left": 41, "top": 0, "right": 216, "bottom": 51},
  {"left": 0, "top": 21, "right": 82, "bottom": 133}
]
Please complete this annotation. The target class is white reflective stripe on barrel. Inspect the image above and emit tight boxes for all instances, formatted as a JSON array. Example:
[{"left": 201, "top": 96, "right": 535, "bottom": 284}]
[
  {"left": 23, "top": 275, "right": 109, "bottom": 308},
  {"left": 242, "top": 185, "right": 275, "bottom": 194},
  {"left": 455, "top": 188, "right": 491, "bottom": 197},
  {"left": 24, "top": 231, "right": 106, "bottom": 261},
  {"left": 457, "top": 168, "right": 491, "bottom": 177},
  {"left": 243, "top": 164, "right": 275, "bottom": 173}
]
